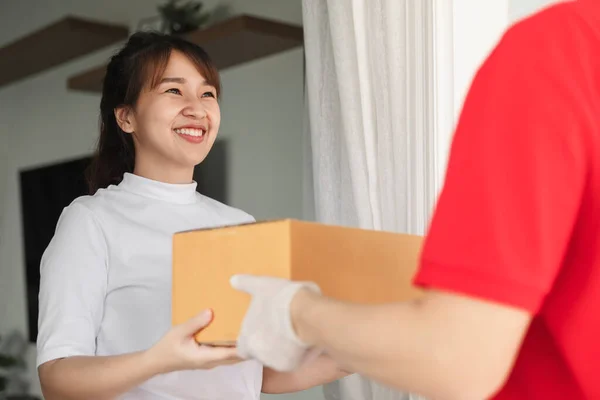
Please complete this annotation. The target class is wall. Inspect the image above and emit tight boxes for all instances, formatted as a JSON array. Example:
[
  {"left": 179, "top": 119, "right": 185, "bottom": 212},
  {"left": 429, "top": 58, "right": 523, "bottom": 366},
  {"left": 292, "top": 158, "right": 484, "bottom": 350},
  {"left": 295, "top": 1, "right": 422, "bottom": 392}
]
[
  {"left": 451, "top": 1, "right": 509, "bottom": 118},
  {"left": 431, "top": 0, "right": 510, "bottom": 191},
  {"left": 0, "top": 0, "right": 320, "bottom": 398},
  {"left": 509, "top": 0, "right": 561, "bottom": 22}
]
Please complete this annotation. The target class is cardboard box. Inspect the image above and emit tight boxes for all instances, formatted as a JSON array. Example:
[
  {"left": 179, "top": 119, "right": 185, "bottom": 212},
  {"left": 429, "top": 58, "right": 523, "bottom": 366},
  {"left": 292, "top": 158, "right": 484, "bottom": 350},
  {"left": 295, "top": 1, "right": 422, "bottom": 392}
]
[{"left": 172, "top": 219, "right": 424, "bottom": 345}]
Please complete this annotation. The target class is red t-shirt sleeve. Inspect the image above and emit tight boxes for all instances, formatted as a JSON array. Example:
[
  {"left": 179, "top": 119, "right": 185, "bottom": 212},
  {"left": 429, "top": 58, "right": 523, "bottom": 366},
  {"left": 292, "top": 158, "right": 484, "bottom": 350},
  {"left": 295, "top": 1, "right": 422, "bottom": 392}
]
[{"left": 414, "top": 23, "right": 589, "bottom": 313}]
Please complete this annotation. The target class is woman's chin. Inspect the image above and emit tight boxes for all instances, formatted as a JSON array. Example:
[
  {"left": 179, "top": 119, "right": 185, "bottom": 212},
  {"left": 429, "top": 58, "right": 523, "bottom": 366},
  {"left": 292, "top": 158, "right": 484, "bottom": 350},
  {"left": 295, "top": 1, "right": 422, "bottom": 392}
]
[{"left": 180, "top": 153, "right": 209, "bottom": 169}]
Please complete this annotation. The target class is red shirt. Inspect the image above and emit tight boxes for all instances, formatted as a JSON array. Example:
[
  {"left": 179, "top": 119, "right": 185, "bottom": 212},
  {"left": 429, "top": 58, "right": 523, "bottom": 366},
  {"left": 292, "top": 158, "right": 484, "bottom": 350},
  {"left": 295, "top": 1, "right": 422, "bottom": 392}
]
[{"left": 414, "top": 1, "right": 600, "bottom": 398}]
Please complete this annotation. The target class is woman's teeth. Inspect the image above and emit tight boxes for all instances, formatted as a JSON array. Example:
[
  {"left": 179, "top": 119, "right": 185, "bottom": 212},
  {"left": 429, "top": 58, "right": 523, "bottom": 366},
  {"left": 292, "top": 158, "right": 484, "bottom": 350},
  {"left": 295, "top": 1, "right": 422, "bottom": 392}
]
[{"left": 174, "top": 128, "right": 205, "bottom": 137}]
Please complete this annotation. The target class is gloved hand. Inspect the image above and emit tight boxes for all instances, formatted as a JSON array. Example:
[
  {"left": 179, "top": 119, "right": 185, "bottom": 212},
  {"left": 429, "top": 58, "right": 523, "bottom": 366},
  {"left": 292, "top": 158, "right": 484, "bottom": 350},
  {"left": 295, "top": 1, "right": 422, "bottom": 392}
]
[{"left": 230, "top": 275, "right": 321, "bottom": 371}]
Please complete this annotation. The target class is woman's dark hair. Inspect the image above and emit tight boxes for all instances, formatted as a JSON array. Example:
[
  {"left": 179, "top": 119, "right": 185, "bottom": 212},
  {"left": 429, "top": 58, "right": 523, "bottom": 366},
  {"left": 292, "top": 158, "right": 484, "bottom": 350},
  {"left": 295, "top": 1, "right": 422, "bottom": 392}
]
[{"left": 86, "top": 31, "right": 221, "bottom": 194}]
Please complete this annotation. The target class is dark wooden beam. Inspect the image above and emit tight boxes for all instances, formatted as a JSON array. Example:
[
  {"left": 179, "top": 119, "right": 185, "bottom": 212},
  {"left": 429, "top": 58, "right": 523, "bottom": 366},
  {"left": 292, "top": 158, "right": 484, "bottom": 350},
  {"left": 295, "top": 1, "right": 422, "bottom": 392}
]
[
  {"left": 67, "top": 15, "right": 304, "bottom": 93},
  {"left": 0, "top": 16, "right": 128, "bottom": 88}
]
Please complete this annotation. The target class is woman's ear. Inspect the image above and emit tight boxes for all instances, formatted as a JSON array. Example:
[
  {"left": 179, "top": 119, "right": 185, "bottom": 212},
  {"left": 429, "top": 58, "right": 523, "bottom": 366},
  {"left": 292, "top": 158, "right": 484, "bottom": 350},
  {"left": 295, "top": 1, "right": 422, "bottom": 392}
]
[{"left": 115, "top": 106, "right": 135, "bottom": 133}]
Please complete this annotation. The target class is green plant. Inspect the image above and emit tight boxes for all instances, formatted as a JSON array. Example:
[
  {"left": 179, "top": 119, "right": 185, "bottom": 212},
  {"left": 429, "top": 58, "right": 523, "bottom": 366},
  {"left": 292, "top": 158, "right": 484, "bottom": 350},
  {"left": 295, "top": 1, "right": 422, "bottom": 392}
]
[
  {"left": 0, "top": 355, "right": 17, "bottom": 369},
  {"left": 0, "top": 336, "right": 18, "bottom": 395},
  {"left": 158, "top": 0, "right": 212, "bottom": 34}
]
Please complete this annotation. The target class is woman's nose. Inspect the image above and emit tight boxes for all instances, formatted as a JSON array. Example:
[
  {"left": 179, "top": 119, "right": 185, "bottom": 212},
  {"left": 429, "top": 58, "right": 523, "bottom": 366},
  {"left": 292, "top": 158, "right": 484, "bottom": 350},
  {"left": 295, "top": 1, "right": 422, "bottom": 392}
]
[{"left": 182, "top": 101, "right": 207, "bottom": 119}]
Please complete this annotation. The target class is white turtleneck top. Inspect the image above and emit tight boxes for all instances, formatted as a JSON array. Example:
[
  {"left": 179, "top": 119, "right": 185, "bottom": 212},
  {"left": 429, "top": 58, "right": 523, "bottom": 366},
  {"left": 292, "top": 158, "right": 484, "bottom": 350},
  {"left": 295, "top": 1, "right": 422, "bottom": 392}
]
[{"left": 36, "top": 173, "right": 262, "bottom": 399}]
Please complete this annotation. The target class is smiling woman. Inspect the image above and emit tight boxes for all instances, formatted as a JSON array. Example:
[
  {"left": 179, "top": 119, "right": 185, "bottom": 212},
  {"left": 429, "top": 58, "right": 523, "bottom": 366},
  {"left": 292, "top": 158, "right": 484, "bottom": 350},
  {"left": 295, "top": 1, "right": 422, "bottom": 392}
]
[
  {"left": 113, "top": 49, "right": 220, "bottom": 184},
  {"left": 88, "top": 32, "right": 222, "bottom": 191},
  {"left": 34, "top": 32, "right": 347, "bottom": 400}
]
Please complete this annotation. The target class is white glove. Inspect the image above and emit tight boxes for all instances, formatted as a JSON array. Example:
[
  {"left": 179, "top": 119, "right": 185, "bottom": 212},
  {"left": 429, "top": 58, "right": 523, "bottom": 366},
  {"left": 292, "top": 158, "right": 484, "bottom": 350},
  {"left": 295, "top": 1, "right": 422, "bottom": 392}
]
[{"left": 230, "top": 275, "right": 321, "bottom": 371}]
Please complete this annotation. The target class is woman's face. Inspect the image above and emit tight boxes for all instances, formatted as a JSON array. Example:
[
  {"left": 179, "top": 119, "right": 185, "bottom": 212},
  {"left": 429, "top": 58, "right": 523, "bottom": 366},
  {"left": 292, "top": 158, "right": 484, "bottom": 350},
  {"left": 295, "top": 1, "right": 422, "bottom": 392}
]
[{"left": 116, "top": 50, "right": 220, "bottom": 182}]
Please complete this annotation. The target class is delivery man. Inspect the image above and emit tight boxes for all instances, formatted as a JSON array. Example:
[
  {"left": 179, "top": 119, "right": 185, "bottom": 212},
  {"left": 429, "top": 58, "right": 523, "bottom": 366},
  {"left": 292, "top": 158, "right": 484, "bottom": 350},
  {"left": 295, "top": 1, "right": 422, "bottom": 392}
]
[{"left": 230, "top": 1, "right": 600, "bottom": 399}]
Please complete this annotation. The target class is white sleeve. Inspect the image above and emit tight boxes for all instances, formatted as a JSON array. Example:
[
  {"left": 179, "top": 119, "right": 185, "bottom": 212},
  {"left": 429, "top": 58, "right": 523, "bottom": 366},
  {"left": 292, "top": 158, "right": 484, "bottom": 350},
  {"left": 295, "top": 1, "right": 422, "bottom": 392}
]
[{"left": 36, "top": 201, "right": 108, "bottom": 367}]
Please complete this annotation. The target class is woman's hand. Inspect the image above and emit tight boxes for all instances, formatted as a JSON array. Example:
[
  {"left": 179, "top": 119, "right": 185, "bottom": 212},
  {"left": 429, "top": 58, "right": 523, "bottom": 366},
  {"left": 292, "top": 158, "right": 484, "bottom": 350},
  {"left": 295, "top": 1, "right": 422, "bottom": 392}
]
[
  {"left": 145, "top": 309, "right": 242, "bottom": 374},
  {"left": 262, "top": 349, "right": 352, "bottom": 394},
  {"left": 38, "top": 309, "right": 238, "bottom": 400}
]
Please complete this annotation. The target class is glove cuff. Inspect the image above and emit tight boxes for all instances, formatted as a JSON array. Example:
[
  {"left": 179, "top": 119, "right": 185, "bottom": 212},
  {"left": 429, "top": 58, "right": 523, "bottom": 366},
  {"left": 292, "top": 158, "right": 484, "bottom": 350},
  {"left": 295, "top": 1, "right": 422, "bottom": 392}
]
[{"left": 282, "top": 281, "right": 321, "bottom": 348}]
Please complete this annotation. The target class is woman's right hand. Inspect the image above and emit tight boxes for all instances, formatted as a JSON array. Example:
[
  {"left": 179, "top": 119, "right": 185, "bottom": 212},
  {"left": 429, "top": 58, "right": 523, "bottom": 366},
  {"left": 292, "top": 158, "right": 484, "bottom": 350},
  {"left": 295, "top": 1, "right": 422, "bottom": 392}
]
[
  {"left": 145, "top": 309, "right": 242, "bottom": 374},
  {"left": 38, "top": 310, "right": 239, "bottom": 400}
]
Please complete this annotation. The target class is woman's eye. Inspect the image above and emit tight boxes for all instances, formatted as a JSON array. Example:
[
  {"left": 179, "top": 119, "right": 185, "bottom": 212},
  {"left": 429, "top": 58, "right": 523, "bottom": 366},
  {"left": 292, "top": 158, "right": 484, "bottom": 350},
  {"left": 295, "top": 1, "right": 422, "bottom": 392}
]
[
  {"left": 166, "top": 88, "right": 181, "bottom": 95},
  {"left": 202, "top": 91, "right": 216, "bottom": 98}
]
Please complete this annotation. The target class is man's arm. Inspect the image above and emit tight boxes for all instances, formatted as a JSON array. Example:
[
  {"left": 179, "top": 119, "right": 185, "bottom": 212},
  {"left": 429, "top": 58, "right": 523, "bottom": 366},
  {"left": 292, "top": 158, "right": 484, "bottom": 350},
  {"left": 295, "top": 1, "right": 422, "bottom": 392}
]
[
  {"left": 292, "top": 289, "right": 531, "bottom": 400},
  {"left": 262, "top": 353, "right": 350, "bottom": 394}
]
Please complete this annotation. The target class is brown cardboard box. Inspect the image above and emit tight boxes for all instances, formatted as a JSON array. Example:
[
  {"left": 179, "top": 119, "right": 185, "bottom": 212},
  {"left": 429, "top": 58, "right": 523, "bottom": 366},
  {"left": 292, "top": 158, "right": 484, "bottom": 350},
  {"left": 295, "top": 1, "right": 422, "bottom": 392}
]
[{"left": 172, "top": 219, "right": 424, "bottom": 345}]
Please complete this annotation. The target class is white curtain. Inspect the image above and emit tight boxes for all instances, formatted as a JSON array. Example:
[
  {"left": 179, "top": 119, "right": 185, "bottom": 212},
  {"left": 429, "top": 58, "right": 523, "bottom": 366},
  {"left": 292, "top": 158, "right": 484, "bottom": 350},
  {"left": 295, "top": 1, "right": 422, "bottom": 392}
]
[{"left": 301, "top": 0, "right": 439, "bottom": 399}]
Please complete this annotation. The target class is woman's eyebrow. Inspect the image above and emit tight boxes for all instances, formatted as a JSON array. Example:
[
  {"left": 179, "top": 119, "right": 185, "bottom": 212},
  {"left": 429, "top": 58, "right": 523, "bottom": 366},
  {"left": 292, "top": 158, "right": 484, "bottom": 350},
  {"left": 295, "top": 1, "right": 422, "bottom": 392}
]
[
  {"left": 159, "top": 77, "right": 187, "bottom": 84},
  {"left": 159, "top": 77, "right": 212, "bottom": 86}
]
